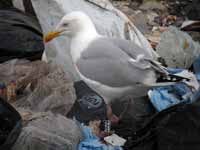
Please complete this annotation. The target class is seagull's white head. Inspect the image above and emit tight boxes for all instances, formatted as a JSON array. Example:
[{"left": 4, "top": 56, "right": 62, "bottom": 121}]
[{"left": 44, "top": 11, "right": 97, "bottom": 43}]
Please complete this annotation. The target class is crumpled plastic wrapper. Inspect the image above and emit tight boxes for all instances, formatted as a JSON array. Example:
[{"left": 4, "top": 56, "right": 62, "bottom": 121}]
[
  {"left": 0, "top": 59, "right": 76, "bottom": 115},
  {"left": 12, "top": 112, "right": 82, "bottom": 150},
  {"left": 156, "top": 27, "right": 200, "bottom": 69}
]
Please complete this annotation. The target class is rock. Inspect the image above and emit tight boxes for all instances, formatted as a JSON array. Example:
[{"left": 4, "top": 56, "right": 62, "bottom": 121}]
[
  {"left": 30, "top": 0, "right": 155, "bottom": 80},
  {"left": 12, "top": 112, "right": 82, "bottom": 150},
  {"left": 156, "top": 27, "right": 200, "bottom": 68}
]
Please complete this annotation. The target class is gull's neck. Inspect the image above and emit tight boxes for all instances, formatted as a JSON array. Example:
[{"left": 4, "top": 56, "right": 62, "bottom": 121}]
[{"left": 70, "top": 28, "right": 100, "bottom": 62}]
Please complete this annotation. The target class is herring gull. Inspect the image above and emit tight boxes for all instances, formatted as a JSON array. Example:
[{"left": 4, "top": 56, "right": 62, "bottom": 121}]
[{"left": 44, "top": 11, "right": 192, "bottom": 103}]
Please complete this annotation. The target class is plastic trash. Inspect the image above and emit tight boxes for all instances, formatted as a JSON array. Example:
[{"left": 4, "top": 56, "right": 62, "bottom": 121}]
[
  {"left": 124, "top": 98, "right": 200, "bottom": 150},
  {"left": 104, "top": 134, "right": 126, "bottom": 146},
  {"left": 148, "top": 68, "right": 200, "bottom": 112},
  {"left": 78, "top": 124, "right": 122, "bottom": 150},
  {"left": 193, "top": 56, "right": 200, "bottom": 81},
  {"left": 0, "top": 9, "right": 44, "bottom": 63},
  {"left": 0, "top": 59, "right": 75, "bottom": 115},
  {"left": 156, "top": 26, "right": 200, "bottom": 69},
  {"left": 181, "top": 21, "right": 200, "bottom": 32},
  {"left": 0, "top": 98, "right": 22, "bottom": 150},
  {"left": 67, "top": 81, "right": 107, "bottom": 125},
  {"left": 0, "top": 0, "right": 13, "bottom": 8},
  {"left": 13, "top": 112, "right": 82, "bottom": 150}
]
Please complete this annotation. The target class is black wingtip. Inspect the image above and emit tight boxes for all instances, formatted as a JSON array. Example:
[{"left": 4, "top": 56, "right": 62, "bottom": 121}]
[{"left": 157, "top": 74, "right": 190, "bottom": 83}]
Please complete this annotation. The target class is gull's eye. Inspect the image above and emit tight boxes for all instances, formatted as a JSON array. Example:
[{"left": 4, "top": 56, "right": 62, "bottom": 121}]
[{"left": 63, "top": 23, "right": 69, "bottom": 27}]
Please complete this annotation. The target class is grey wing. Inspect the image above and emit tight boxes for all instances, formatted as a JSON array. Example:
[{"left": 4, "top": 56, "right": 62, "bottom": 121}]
[
  {"left": 110, "top": 38, "right": 153, "bottom": 59},
  {"left": 76, "top": 38, "right": 156, "bottom": 87},
  {"left": 110, "top": 38, "right": 167, "bottom": 74}
]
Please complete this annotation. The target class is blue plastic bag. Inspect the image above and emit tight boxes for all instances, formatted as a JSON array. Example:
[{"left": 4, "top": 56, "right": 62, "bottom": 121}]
[
  {"left": 149, "top": 67, "right": 200, "bottom": 112},
  {"left": 78, "top": 125, "right": 122, "bottom": 150}
]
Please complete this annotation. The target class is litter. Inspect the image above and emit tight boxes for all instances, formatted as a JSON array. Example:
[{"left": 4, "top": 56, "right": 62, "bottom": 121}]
[
  {"left": 0, "top": 98, "right": 22, "bottom": 150},
  {"left": 104, "top": 134, "right": 126, "bottom": 146},
  {"left": 78, "top": 124, "right": 122, "bottom": 150},
  {"left": 0, "top": 1, "right": 200, "bottom": 150},
  {"left": 6, "top": 81, "right": 17, "bottom": 102},
  {"left": 148, "top": 67, "right": 200, "bottom": 112},
  {"left": 103, "top": 120, "right": 111, "bottom": 133},
  {"left": 124, "top": 98, "right": 200, "bottom": 150},
  {"left": 156, "top": 27, "right": 200, "bottom": 68},
  {"left": 0, "top": 59, "right": 75, "bottom": 115},
  {"left": 181, "top": 21, "right": 200, "bottom": 32},
  {"left": 13, "top": 112, "right": 82, "bottom": 150},
  {"left": 0, "top": 9, "right": 44, "bottom": 63},
  {"left": 193, "top": 56, "right": 200, "bottom": 80},
  {"left": 67, "top": 81, "right": 107, "bottom": 125},
  {"left": 0, "top": 83, "right": 7, "bottom": 100}
]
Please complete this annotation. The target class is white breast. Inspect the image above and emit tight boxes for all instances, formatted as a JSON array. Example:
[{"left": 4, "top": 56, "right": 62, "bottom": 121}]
[{"left": 70, "top": 32, "right": 100, "bottom": 62}]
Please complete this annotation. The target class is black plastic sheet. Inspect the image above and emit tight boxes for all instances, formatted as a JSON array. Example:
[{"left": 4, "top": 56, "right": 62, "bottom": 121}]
[
  {"left": 0, "top": 0, "right": 13, "bottom": 8},
  {"left": 0, "top": 98, "right": 22, "bottom": 150},
  {"left": 0, "top": 8, "right": 44, "bottom": 63},
  {"left": 123, "top": 99, "right": 200, "bottom": 150}
]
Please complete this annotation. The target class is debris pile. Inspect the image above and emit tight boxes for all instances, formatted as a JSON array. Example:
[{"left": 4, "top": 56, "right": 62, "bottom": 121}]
[
  {"left": 0, "top": 0, "right": 200, "bottom": 150},
  {"left": 113, "top": 0, "right": 200, "bottom": 52}
]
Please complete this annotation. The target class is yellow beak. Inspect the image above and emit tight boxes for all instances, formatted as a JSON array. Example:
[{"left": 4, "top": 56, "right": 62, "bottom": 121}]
[{"left": 44, "top": 31, "right": 62, "bottom": 43}]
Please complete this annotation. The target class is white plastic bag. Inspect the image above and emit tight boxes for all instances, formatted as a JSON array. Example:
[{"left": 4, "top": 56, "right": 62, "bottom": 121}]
[{"left": 156, "top": 27, "right": 200, "bottom": 69}]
